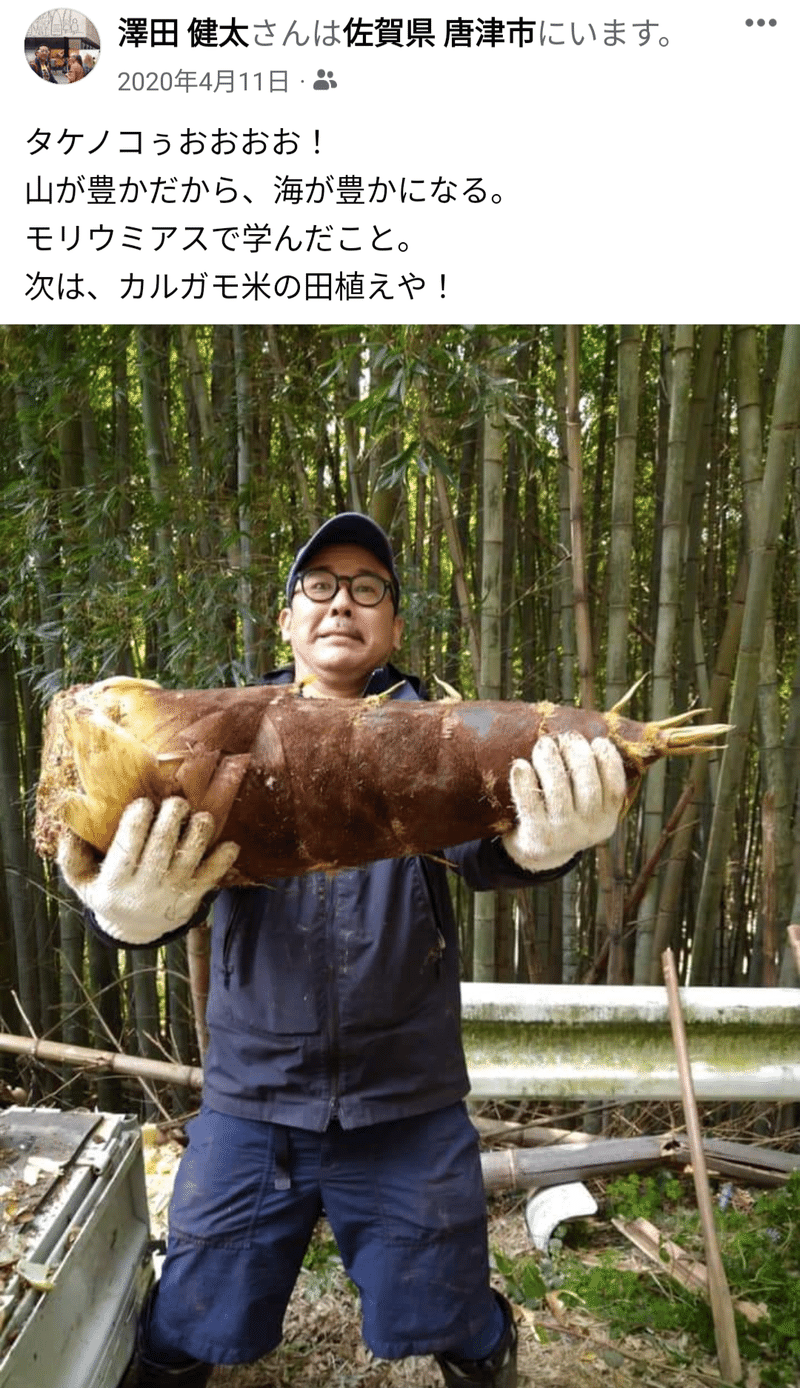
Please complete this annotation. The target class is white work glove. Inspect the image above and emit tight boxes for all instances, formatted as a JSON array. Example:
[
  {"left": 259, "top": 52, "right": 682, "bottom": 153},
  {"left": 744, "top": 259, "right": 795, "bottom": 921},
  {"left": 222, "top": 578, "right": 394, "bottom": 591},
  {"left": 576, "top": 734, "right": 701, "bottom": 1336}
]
[
  {"left": 502, "top": 733, "right": 626, "bottom": 873},
  {"left": 57, "top": 797, "right": 240, "bottom": 945}
]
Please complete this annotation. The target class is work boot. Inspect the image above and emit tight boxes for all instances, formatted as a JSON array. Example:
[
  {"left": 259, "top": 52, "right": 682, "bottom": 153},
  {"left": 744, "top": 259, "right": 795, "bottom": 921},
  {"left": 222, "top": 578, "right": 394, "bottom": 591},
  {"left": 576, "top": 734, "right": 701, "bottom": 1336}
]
[
  {"left": 121, "top": 1287, "right": 213, "bottom": 1388},
  {"left": 435, "top": 1291, "right": 517, "bottom": 1388},
  {"left": 129, "top": 1350, "right": 213, "bottom": 1388}
]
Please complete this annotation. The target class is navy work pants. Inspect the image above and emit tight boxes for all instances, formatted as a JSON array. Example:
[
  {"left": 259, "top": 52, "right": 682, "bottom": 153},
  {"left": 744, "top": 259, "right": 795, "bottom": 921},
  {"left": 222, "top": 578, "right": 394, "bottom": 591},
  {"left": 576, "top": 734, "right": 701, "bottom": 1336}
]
[{"left": 146, "top": 1102, "right": 501, "bottom": 1365}]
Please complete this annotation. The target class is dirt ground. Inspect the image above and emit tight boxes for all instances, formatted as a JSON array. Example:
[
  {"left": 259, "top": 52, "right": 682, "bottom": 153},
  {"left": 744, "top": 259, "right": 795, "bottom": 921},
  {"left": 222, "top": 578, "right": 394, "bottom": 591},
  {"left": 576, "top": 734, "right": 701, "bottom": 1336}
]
[{"left": 143, "top": 1131, "right": 742, "bottom": 1388}]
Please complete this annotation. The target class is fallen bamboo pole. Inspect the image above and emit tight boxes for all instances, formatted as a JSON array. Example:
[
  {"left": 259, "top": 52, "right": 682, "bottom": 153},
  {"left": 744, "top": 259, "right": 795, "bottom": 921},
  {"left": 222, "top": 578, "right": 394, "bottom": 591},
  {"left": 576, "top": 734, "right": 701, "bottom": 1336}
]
[
  {"left": 661, "top": 947, "right": 742, "bottom": 1384},
  {"left": 0, "top": 1032, "right": 203, "bottom": 1091},
  {"left": 611, "top": 1216, "right": 765, "bottom": 1325}
]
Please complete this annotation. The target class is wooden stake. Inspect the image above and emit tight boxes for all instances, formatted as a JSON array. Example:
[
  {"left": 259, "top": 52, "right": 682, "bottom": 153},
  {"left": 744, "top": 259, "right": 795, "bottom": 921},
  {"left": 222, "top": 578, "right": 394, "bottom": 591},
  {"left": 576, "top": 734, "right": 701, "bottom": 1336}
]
[
  {"left": 661, "top": 948, "right": 742, "bottom": 1384},
  {"left": 186, "top": 923, "right": 211, "bottom": 1060}
]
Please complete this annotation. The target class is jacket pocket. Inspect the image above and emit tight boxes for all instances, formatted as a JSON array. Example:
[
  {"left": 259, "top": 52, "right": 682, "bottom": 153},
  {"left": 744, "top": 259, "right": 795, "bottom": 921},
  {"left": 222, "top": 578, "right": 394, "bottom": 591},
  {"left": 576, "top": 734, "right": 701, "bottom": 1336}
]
[
  {"left": 210, "top": 882, "right": 323, "bottom": 1036},
  {"left": 335, "top": 860, "right": 448, "bottom": 1030}
]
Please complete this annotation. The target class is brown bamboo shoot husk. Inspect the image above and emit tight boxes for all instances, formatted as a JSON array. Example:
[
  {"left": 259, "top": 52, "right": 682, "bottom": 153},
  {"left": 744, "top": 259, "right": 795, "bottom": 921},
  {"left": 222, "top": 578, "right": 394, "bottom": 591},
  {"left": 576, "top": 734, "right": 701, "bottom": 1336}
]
[{"left": 34, "top": 676, "right": 730, "bottom": 887}]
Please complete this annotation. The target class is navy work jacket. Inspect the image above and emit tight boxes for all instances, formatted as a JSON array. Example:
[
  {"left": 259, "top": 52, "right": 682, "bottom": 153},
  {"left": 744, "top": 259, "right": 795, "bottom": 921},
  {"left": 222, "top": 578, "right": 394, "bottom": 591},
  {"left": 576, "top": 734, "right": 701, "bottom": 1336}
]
[{"left": 93, "top": 665, "right": 575, "bottom": 1131}]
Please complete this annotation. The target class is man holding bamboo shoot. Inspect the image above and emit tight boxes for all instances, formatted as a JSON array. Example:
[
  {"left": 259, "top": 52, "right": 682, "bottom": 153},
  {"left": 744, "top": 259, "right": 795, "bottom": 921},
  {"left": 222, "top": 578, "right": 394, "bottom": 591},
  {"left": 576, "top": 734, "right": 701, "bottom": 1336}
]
[{"left": 58, "top": 513, "right": 626, "bottom": 1388}]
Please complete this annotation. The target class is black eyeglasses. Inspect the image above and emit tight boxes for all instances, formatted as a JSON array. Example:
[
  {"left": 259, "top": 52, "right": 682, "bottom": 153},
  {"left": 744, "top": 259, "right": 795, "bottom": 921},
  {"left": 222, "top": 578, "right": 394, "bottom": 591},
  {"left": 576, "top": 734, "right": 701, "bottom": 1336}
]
[{"left": 294, "top": 567, "right": 396, "bottom": 608}]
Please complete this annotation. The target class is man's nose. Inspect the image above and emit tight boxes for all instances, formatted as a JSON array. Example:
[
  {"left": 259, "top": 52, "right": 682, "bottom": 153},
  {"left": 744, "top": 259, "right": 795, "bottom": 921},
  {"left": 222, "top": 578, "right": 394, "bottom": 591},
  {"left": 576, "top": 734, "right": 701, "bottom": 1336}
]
[{"left": 329, "top": 583, "right": 354, "bottom": 613}]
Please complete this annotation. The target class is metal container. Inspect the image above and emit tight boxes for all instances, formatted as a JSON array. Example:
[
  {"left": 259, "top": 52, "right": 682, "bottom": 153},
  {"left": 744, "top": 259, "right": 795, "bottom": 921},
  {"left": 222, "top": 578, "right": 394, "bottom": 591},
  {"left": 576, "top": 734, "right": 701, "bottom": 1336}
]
[{"left": 0, "top": 1108, "right": 154, "bottom": 1388}]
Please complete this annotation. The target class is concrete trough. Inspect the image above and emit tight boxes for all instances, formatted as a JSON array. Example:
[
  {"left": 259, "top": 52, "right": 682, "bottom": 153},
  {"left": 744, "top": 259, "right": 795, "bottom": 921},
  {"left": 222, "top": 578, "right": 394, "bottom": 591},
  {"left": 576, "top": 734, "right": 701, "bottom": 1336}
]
[{"left": 461, "top": 984, "right": 800, "bottom": 1102}]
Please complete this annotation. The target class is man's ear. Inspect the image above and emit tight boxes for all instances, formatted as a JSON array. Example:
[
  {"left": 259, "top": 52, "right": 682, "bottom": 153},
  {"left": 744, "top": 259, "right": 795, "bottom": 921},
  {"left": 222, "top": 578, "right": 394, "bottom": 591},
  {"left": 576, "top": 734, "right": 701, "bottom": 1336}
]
[
  {"left": 278, "top": 607, "right": 292, "bottom": 642},
  {"left": 391, "top": 615, "right": 405, "bottom": 651}
]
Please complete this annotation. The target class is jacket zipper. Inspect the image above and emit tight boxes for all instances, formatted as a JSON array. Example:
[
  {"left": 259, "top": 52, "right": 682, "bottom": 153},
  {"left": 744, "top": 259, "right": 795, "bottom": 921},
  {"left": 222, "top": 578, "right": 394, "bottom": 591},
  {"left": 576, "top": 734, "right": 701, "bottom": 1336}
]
[
  {"left": 418, "top": 858, "right": 446, "bottom": 976},
  {"left": 222, "top": 907, "right": 239, "bottom": 987},
  {"left": 325, "top": 877, "right": 341, "bottom": 1121}
]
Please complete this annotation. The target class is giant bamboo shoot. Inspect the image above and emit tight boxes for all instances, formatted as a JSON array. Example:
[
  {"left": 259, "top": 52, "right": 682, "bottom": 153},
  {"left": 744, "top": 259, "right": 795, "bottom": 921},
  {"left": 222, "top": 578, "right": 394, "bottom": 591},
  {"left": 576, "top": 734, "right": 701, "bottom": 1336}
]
[{"left": 34, "top": 677, "right": 729, "bottom": 886}]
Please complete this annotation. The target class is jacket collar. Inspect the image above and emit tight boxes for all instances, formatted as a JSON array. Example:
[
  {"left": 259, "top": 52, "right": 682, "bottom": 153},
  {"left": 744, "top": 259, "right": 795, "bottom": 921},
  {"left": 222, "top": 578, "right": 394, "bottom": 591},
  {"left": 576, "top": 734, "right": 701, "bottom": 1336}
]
[{"left": 263, "top": 662, "right": 425, "bottom": 701}]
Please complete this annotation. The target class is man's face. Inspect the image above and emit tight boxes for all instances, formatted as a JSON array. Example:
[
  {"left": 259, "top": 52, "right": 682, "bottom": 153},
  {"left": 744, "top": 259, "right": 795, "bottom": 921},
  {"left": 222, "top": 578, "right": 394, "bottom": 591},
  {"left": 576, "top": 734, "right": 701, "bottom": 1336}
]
[
  {"left": 279, "top": 542, "right": 403, "bottom": 697},
  {"left": 37, "top": 47, "right": 49, "bottom": 60}
]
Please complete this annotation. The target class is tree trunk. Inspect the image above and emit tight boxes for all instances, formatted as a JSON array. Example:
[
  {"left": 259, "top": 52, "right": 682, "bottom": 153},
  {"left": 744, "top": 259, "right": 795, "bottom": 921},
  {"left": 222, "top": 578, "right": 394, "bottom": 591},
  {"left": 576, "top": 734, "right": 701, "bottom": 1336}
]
[
  {"left": 781, "top": 430, "right": 800, "bottom": 987},
  {"left": 0, "top": 643, "right": 40, "bottom": 1033},
  {"left": 43, "top": 328, "right": 88, "bottom": 1065},
  {"left": 179, "top": 325, "right": 218, "bottom": 572},
  {"left": 368, "top": 340, "right": 403, "bottom": 536},
  {"left": 166, "top": 937, "right": 193, "bottom": 1074},
  {"left": 565, "top": 327, "right": 617, "bottom": 983},
  {"left": 233, "top": 325, "right": 257, "bottom": 679},
  {"left": 649, "top": 558, "right": 748, "bottom": 978},
  {"left": 675, "top": 326, "right": 722, "bottom": 711},
  {"left": 137, "top": 326, "right": 183, "bottom": 657},
  {"left": 474, "top": 341, "right": 505, "bottom": 982},
  {"left": 635, "top": 326, "right": 694, "bottom": 984},
  {"left": 86, "top": 931, "right": 125, "bottom": 1112},
  {"left": 587, "top": 324, "right": 615, "bottom": 655},
  {"left": 129, "top": 950, "right": 162, "bottom": 1120},
  {"left": 690, "top": 325, "right": 800, "bottom": 983},
  {"left": 565, "top": 326, "right": 595, "bottom": 710},
  {"left": 643, "top": 326, "right": 721, "bottom": 979},
  {"left": 605, "top": 325, "right": 641, "bottom": 984},
  {"left": 734, "top": 327, "right": 795, "bottom": 985},
  {"left": 606, "top": 326, "right": 640, "bottom": 708},
  {"left": 265, "top": 326, "right": 318, "bottom": 528},
  {"left": 433, "top": 466, "right": 481, "bottom": 678},
  {"left": 552, "top": 326, "right": 578, "bottom": 982}
]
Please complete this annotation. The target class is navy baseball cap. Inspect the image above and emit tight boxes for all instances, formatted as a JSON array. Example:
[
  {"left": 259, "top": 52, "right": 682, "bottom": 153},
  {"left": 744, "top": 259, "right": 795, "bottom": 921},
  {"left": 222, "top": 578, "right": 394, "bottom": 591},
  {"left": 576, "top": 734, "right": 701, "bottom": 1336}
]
[{"left": 285, "top": 512, "right": 400, "bottom": 610}]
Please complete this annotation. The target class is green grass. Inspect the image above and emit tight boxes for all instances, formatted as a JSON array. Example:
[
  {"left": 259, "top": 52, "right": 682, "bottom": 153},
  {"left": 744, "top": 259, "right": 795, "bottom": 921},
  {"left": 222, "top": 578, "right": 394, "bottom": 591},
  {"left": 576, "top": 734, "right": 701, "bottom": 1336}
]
[{"left": 494, "top": 1170, "right": 800, "bottom": 1387}]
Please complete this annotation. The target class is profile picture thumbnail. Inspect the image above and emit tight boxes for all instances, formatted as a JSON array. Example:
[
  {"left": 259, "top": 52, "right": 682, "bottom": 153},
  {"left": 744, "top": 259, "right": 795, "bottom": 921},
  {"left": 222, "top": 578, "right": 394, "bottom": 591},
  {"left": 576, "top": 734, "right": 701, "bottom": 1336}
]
[{"left": 25, "top": 8, "right": 100, "bottom": 84}]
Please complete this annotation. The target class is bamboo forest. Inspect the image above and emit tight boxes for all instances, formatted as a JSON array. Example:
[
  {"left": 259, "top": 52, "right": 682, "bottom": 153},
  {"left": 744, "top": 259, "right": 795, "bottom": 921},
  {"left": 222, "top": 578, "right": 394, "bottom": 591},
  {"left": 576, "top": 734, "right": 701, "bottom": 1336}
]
[{"left": 0, "top": 323, "right": 798, "bottom": 1106}]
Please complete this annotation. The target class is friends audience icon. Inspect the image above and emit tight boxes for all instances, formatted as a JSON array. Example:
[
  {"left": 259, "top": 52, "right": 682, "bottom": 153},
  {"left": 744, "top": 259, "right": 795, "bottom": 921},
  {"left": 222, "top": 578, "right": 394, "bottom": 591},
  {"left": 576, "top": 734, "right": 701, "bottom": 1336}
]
[
  {"left": 25, "top": 7, "right": 100, "bottom": 84},
  {"left": 313, "top": 69, "right": 337, "bottom": 90}
]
